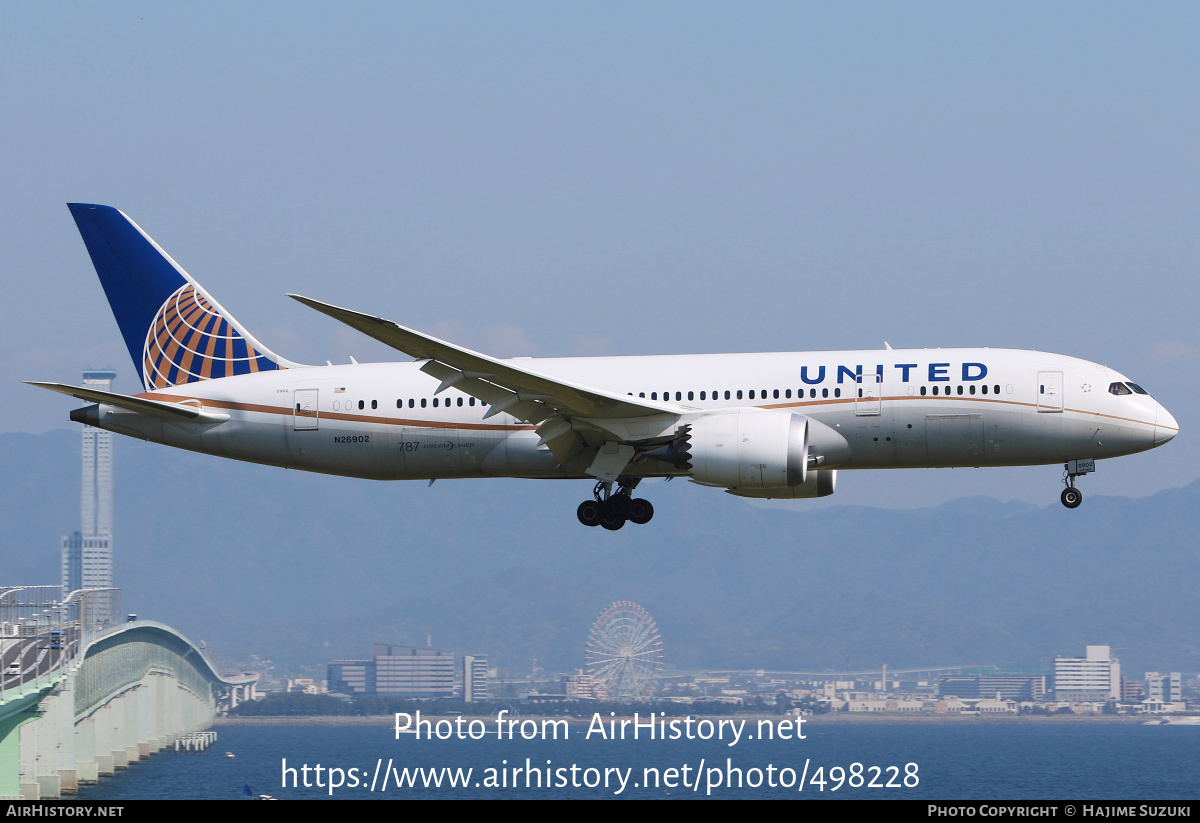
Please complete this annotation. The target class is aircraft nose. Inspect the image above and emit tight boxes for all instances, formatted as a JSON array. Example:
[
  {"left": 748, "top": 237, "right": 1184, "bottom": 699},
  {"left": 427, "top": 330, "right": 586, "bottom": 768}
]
[{"left": 1155, "top": 404, "right": 1179, "bottom": 445}]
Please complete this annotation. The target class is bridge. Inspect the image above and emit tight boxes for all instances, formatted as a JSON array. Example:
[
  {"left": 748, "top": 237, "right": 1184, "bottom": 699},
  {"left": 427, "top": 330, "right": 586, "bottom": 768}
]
[{"left": 0, "top": 587, "right": 257, "bottom": 799}]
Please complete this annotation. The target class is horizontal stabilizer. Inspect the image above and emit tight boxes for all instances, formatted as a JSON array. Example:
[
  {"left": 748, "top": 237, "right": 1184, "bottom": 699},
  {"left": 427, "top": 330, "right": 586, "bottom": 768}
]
[{"left": 26, "top": 382, "right": 230, "bottom": 424}]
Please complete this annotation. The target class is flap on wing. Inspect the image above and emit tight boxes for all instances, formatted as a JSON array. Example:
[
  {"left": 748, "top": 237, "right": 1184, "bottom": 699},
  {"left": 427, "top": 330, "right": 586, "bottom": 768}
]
[
  {"left": 26, "top": 382, "right": 230, "bottom": 423},
  {"left": 288, "top": 294, "right": 682, "bottom": 424}
]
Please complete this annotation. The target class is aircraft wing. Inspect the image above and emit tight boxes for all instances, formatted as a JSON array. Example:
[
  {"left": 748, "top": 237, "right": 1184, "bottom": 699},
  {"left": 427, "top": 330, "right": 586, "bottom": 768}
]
[
  {"left": 288, "top": 294, "right": 683, "bottom": 423},
  {"left": 288, "top": 294, "right": 687, "bottom": 468},
  {"left": 26, "top": 382, "right": 230, "bottom": 423}
]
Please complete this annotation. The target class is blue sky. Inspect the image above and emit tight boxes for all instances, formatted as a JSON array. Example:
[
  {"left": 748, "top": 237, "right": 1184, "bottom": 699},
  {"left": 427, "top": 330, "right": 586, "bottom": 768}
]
[{"left": 4, "top": 2, "right": 1197, "bottom": 507}]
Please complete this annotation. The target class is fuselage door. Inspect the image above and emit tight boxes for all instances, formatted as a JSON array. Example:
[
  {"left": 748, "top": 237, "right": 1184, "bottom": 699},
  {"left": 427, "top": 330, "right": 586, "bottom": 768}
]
[
  {"left": 1037, "top": 372, "right": 1063, "bottom": 413},
  {"left": 294, "top": 389, "right": 319, "bottom": 429},
  {"left": 855, "top": 372, "right": 882, "bottom": 416}
]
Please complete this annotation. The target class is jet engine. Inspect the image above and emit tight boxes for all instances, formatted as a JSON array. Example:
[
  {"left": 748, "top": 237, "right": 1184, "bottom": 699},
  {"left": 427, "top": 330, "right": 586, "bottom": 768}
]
[
  {"left": 638, "top": 408, "right": 850, "bottom": 495},
  {"left": 725, "top": 469, "right": 837, "bottom": 499},
  {"left": 685, "top": 408, "right": 811, "bottom": 489}
]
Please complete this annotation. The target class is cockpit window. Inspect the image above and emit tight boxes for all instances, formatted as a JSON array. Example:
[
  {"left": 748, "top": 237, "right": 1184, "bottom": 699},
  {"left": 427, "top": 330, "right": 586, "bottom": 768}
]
[
  {"left": 1108, "top": 382, "right": 1132, "bottom": 396},
  {"left": 1126, "top": 383, "right": 1149, "bottom": 395}
]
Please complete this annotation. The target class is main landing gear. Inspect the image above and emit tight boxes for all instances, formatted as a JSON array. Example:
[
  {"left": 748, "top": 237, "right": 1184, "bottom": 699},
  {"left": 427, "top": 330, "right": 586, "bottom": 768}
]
[
  {"left": 1060, "top": 459, "right": 1095, "bottom": 509},
  {"left": 577, "top": 480, "right": 654, "bottom": 530}
]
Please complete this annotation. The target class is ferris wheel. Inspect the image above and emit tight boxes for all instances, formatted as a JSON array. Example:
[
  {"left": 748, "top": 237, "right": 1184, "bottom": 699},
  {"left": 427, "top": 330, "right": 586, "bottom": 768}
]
[{"left": 585, "top": 601, "right": 664, "bottom": 700}]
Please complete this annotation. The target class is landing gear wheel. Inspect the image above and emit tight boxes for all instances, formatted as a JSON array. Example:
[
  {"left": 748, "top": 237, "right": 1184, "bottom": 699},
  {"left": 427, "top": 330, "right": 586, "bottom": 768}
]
[
  {"left": 600, "top": 504, "right": 627, "bottom": 531},
  {"left": 1061, "top": 487, "right": 1083, "bottom": 509},
  {"left": 628, "top": 498, "right": 654, "bottom": 525},
  {"left": 577, "top": 500, "right": 603, "bottom": 527},
  {"left": 607, "top": 492, "right": 631, "bottom": 519}
]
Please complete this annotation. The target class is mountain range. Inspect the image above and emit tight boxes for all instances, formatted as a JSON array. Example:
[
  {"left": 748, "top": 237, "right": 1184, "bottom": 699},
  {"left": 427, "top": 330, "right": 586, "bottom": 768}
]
[{"left": 2, "top": 430, "right": 1196, "bottom": 678}]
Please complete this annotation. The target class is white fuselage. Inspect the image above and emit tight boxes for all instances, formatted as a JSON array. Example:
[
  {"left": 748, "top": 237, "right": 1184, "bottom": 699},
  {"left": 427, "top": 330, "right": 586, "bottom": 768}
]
[{"left": 90, "top": 347, "right": 1176, "bottom": 484}]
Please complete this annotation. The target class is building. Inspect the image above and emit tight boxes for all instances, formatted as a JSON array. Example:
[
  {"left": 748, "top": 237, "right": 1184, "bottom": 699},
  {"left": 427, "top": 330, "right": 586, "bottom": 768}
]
[
  {"left": 286, "top": 678, "right": 321, "bottom": 695},
  {"left": 563, "top": 670, "right": 598, "bottom": 699},
  {"left": 327, "top": 643, "right": 454, "bottom": 697},
  {"left": 62, "top": 369, "right": 117, "bottom": 599},
  {"left": 1054, "top": 645, "right": 1120, "bottom": 702},
  {"left": 327, "top": 660, "right": 374, "bottom": 694},
  {"left": 1121, "top": 676, "right": 1145, "bottom": 702},
  {"left": 375, "top": 644, "right": 453, "bottom": 696},
  {"left": 1145, "top": 672, "right": 1182, "bottom": 704},
  {"left": 939, "top": 673, "right": 1047, "bottom": 701},
  {"left": 463, "top": 655, "right": 489, "bottom": 703}
]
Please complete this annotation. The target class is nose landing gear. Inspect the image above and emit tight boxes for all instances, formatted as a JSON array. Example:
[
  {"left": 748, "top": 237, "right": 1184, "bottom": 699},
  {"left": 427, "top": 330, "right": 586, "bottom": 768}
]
[
  {"left": 1060, "top": 459, "right": 1095, "bottom": 509},
  {"left": 577, "top": 480, "right": 655, "bottom": 529}
]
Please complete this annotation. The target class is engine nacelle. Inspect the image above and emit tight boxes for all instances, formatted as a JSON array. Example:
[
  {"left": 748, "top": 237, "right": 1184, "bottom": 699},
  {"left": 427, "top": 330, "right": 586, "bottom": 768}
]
[
  {"left": 688, "top": 409, "right": 810, "bottom": 489},
  {"left": 725, "top": 469, "right": 837, "bottom": 499}
]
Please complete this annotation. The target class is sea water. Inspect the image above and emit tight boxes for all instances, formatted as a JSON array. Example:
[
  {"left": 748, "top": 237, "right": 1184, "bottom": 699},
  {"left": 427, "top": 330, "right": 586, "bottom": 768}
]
[{"left": 75, "top": 722, "right": 1200, "bottom": 800}]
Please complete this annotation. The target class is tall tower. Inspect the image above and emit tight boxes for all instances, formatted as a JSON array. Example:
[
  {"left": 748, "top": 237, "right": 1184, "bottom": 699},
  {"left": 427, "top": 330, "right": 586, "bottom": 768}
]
[
  {"left": 463, "top": 655, "right": 489, "bottom": 703},
  {"left": 62, "top": 368, "right": 116, "bottom": 598}
]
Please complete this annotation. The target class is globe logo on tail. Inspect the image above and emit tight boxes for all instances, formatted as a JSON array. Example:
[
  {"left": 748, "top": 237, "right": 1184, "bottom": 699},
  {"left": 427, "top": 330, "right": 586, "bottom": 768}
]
[{"left": 142, "top": 284, "right": 282, "bottom": 389}]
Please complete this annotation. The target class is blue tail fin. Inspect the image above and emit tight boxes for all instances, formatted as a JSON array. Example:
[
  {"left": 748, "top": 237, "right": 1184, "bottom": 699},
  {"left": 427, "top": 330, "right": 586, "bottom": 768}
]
[{"left": 68, "top": 204, "right": 296, "bottom": 390}]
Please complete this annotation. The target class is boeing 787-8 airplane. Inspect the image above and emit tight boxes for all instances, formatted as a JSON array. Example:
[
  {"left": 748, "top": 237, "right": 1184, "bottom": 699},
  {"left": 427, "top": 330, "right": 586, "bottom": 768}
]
[{"left": 31, "top": 204, "right": 1178, "bottom": 529}]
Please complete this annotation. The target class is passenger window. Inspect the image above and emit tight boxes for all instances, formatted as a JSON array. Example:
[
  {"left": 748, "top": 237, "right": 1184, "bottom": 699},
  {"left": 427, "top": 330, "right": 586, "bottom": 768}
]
[
  {"left": 821, "top": 388, "right": 828, "bottom": 398},
  {"left": 749, "top": 390, "right": 755, "bottom": 400},
  {"left": 920, "top": 386, "right": 927, "bottom": 396},
  {"left": 957, "top": 386, "right": 963, "bottom": 396},
  {"left": 785, "top": 389, "right": 791, "bottom": 399},
  {"left": 639, "top": 392, "right": 645, "bottom": 398},
  {"left": 981, "top": 385, "right": 987, "bottom": 395},
  {"left": 700, "top": 391, "right": 706, "bottom": 400},
  {"left": 687, "top": 391, "right": 694, "bottom": 401},
  {"left": 371, "top": 399, "right": 377, "bottom": 409},
  {"left": 737, "top": 390, "right": 743, "bottom": 400},
  {"left": 469, "top": 397, "right": 475, "bottom": 406},
  {"left": 359, "top": 400, "right": 365, "bottom": 410},
  {"left": 457, "top": 397, "right": 463, "bottom": 407},
  {"left": 676, "top": 391, "right": 682, "bottom": 401},
  {"left": 651, "top": 392, "right": 657, "bottom": 400},
  {"left": 725, "top": 390, "right": 731, "bottom": 400},
  {"left": 773, "top": 389, "right": 780, "bottom": 399},
  {"left": 433, "top": 398, "right": 438, "bottom": 407},
  {"left": 969, "top": 385, "right": 975, "bottom": 395},
  {"left": 834, "top": 388, "right": 841, "bottom": 398},
  {"left": 409, "top": 399, "right": 415, "bottom": 408},
  {"left": 421, "top": 398, "right": 427, "bottom": 408}
]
